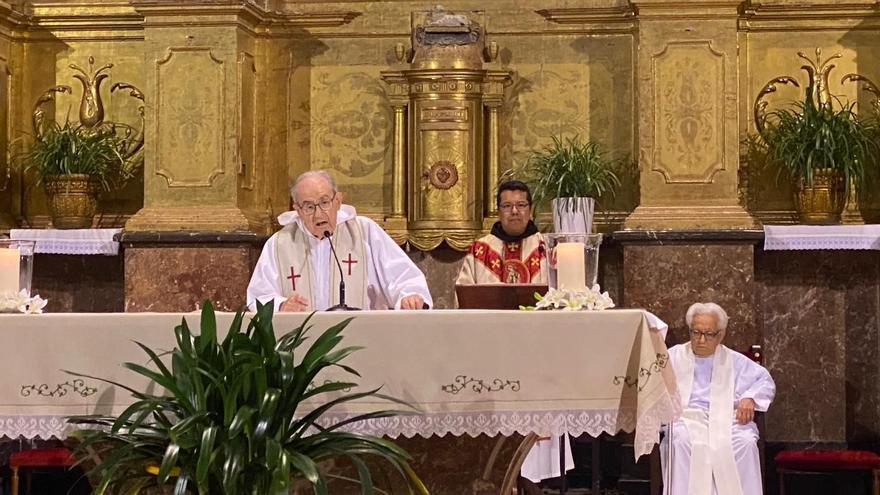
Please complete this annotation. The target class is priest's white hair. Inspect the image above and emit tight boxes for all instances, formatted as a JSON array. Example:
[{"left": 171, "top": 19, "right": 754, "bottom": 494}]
[
  {"left": 290, "top": 170, "right": 338, "bottom": 202},
  {"left": 685, "top": 302, "right": 729, "bottom": 331}
]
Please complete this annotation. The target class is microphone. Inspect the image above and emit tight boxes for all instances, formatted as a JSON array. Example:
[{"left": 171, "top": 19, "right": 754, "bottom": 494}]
[{"left": 323, "top": 230, "right": 360, "bottom": 311}]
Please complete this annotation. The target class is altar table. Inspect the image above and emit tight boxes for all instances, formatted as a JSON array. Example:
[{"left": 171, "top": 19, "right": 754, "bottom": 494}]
[{"left": 0, "top": 309, "right": 680, "bottom": 460}]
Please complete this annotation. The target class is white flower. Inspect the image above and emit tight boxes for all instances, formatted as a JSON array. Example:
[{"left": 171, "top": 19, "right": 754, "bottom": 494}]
[
  {"left": 0, "top": 290, "right": 48, "bottom": 314},
  {"left": 22, "top": 294, "right": 48, "bottom": 314},
  {"left": 531, "top": 285, "right": 615, "bottom": 311}
]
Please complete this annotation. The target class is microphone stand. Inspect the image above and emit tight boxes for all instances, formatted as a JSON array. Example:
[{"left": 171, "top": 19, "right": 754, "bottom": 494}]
[{"left": 323, "top": 231, "right": 360, "bottom": 311}]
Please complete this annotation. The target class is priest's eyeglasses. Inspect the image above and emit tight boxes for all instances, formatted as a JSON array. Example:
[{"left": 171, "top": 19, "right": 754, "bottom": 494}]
[
  {"left": 499, "top": 202, "right": 531, "bottom": 212},
  {"left": 297, "top": 194, "right": 336, "bottom": 215},
  {"left": 689, "top": 329, "right": 721, "bottom": 340}
]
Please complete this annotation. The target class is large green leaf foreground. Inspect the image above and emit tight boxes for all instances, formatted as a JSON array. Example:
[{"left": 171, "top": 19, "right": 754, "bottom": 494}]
[{"left": 67, "top": 301, "right": 428, "bottom": 495}]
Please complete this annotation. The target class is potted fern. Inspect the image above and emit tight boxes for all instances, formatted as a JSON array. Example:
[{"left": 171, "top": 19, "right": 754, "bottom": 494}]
[
  {"left": 24, "top": 120, "right": 135, "bottom": 228},
  {"left": 757, "top": 94, "right": 878, "bottom": 224},
  {"left": 66, "top": 301, "right": 427, "bottom": 495},
  {"left": 515, "top": 135, "right": 620, "bottom": 233}
]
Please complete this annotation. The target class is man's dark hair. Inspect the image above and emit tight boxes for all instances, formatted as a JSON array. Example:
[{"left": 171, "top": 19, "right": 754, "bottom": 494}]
[{"left": 496, "top": 180, "right": 532, "bottom": 207}]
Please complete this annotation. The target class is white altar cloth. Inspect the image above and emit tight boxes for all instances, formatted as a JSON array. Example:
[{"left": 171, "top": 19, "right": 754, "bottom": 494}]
[
  {"left": 764, "top": 225, "right": 880, "bottom": 251},
  {"left": 10, "top": 229, "right": 122, "bottom": 255},
  {"left": 0, "top": 309, "right": 680, "bottom": 460}
]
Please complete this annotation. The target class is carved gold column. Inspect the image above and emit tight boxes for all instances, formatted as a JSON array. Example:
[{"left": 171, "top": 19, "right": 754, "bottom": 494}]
[
  {"left": 381, "top": 69, "right": 409, "bottom": 241},
  {"left": 0, "top": 3, "right": 21, "bottom": 229},
  {"left": 126, "top": 0, "right": 262, "bottom": 232},
  {"left": 624, "top": 0, "right": 754, "bottom": 229},
  {"left": 482, "top": 67, "right": 507, "bottom": 223}
]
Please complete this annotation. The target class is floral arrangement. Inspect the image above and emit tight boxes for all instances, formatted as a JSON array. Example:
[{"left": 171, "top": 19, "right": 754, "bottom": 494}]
[
  {"left": 523, "top": 284, "right": 615, "bottom": 311},
  {"left": 0, "top": 290, "right": 48, "bottom": 314}
]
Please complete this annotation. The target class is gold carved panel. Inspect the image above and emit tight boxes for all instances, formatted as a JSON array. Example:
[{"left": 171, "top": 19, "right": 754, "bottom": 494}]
[
  {"left": 294, "top": 66, "right": 392, "bottom": 211},
  {"left": 155, "top": 47, "right": 226, "bottom": 188},
  {"left": 238, "top": 51, "right": 257, "bottom": 191},
  {"left": 508, "top": 66, "right": 590, "bottom": 166},
  {"left": 416, "top": 131, "right": 469, "bottom": 221},
  {"left": 652, "top": 40, "right": 725, "bottom": 184}
]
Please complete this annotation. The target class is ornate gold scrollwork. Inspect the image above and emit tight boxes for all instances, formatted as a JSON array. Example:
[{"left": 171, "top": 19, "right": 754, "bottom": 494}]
[
  {"left": 32, "top": 85, "right": 72, "bottom": 140},
  {"left": 753, "top": 48, "right": 880, "bottom": 137},
  {"left": 31, "top": 56, "right": 145, "bottom": 164}
]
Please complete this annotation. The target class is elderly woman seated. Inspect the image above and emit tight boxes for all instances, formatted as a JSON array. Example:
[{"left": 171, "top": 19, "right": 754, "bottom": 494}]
[{"left": 661, "top": 302, "right": 776, "bottom": 495}]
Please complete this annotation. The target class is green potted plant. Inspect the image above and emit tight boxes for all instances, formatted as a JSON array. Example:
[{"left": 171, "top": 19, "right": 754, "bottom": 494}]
[
  {"left": 756, "top": 95, "right": 878, "bottom": 224},
  {"left": 513, "top": 135, "right": 620, "bottom": 233},
  {"left": 751, "top": 49, "right": 880, "bottom": 224},
  {"left": 24, "top": 120, "right": 135, "bottom": 228},
  {"left": 66, "top": 301, "right": 427, "bottom": 495}
]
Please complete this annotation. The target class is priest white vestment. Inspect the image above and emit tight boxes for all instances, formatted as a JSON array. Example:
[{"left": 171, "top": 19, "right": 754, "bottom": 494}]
[
  {"left": 247, "top": 205, "right": 432, "bottom": 311},
  {"left": 661, "top": 343, "right": 775, "bottom": 495}
]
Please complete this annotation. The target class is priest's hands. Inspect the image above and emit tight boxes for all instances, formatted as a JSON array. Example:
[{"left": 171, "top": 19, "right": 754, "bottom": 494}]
[
  {"left": 280, "top": 294, "right": 309, "bottom": 312},
  {"left": 736, "top": 397, "right": 756, "bottom": 424},
  {"left": 399, "top": 294, "right": 426, "bottom": 310}
]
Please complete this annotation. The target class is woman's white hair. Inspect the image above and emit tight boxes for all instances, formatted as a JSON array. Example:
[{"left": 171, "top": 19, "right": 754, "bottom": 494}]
[
  {"left": 685, "top": 302, "right": 729, "bottom": 331},
  {"left": 289, "top": 170, "right": 337, "bottom": 202}
]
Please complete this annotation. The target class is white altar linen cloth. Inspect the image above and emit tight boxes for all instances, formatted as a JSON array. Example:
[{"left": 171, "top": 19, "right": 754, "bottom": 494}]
[
  {"left": 10, "top": 229, "right": 122, "bottom": 255},
  {"left": 764, "top": 225, "right": 880, "bottom": 251},
  {"left": 0, "top": 309, "right": 681, "bottom": 460}
]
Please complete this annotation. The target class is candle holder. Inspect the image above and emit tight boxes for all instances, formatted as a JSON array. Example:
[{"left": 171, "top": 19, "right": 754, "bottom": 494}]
[
  {"left": 0, "top": 239, "right": 35, "bottom": 298},
  {"left": 546, "top": 233, "right": 602, "bottom": 291}
]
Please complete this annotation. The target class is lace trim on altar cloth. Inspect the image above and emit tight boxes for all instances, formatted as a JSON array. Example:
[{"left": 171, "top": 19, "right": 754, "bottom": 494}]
[
  {"left": 632, "top": 392, "right": 682, "bottom": 460},
  {"left": 10, "top": 229, "right": 122, "bottom": 256},
  {"left": 764, "top": 225, "right": 880, "bottom": 251},
  {"left": 1, "top": 409, "right": 638, "bottom": 442}
]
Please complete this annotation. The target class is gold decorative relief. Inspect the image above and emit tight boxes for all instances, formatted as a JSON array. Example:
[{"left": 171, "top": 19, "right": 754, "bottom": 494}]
[
  {"left": 305, "top": 70, "right": 391, "bottom": 179},
  {"left": 238, "top": 51, "right": 257, "bottom": 191},
  {"left": 428, "top": 161, "right": 458, "bottom": 190},
  {"left": 652, "top": 41, "right": 724, "bottom": 184},
  {"left": 418, "top": 135, "right": 467, "bottom": 220},
  {"left": 508, "top": 68, "right": 589, "bottom": 164},
  {"left": 293, "top": 67, "right": 391, "bottom": 210},
  {"left": 381, "top": 7, "right": 511, "bottom": 249},
  {"left": 155, "top": 48, "right": 225, "bottom": 188}
]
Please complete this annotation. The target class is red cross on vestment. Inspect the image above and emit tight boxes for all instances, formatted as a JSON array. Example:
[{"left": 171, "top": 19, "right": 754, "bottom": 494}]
[
  {"left": 343, "top": 253, "right": 358, "bottom": 276},
  {"left": 287, "top": 267, "right": 301, "bottom": 291}
]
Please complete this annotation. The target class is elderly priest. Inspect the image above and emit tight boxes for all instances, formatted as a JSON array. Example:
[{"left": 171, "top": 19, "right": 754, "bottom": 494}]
[
  {"left": 247, "top": 170, "right": 432, "bottom": 311},
  {"left": 661, "top": 302, "right": 776, "bottom": 495}
]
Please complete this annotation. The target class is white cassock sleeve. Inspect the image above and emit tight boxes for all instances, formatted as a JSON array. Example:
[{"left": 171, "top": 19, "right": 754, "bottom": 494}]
[
  {"left": 734, "top": 354, "right": 776, "bottom": 412},
  {"left": 247, "top": 234, "right": 285, "bottom": 312},
  {"left": 359, "top": 217, "right": 433, "bottom": 309}
]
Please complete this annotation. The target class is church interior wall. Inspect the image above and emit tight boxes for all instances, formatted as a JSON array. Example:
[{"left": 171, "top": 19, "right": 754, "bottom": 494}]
[{"left": 1, "top": 1, "right": 880, "bottom": 491}]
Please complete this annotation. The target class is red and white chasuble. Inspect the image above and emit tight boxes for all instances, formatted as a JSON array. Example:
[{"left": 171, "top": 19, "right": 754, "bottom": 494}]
[{"left": 456, "top": 232, "right": 547, "bottom": 286}]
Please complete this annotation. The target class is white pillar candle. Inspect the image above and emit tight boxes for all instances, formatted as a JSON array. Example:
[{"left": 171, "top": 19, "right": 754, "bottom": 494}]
[
  {"left": 0, "top": 247, "right": 20, "bottom": 295},
  {"left": 555, "top": 242, "right": 586, "bottom": 291}
]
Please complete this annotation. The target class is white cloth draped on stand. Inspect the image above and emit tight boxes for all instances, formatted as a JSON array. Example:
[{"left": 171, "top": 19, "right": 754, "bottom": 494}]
[{"left": 522, "top": 312, "right": 670, "bottom": 483}]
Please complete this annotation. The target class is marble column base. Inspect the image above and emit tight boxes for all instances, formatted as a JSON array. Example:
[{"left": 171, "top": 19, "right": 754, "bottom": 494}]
[
  {"left": 617, "top": 230, "right": 761, "bottom": 350},
  {"left": 121, "top": 231, "right": 265, "bottom": 312}
]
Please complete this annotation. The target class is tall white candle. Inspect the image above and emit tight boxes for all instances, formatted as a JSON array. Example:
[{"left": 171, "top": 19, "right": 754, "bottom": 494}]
[
  {"left": 555, "top": 242, "right": 586, "bottom": 291},
  {"left": 0, "top": 247, "right": 20, "bottom": 295}
]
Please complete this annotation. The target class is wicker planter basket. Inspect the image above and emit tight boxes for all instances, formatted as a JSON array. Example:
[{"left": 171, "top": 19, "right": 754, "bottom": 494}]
[
  {"left": 44, "top": 174, "right": 102, "bottom": 229},
  {"left": 794, "top": 169, "right": 847, "bottom": 224}
]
